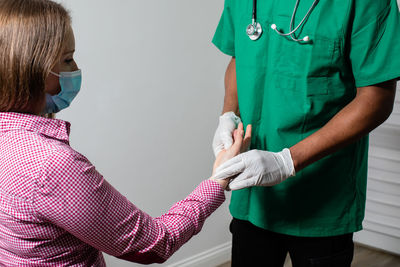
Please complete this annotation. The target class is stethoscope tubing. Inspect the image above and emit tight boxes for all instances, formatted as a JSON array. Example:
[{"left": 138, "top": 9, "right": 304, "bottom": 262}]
[
  {"left": 278, "top": 0, "right": 316, "bottom": 36},
  {"left": 252, "top": 0, "right": 257, "bottom": 21},
  {"left": 248, "top": 0, "right": 319, "bottom": 42}
]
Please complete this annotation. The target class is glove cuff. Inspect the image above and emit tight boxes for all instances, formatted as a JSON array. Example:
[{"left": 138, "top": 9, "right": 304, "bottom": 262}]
[
  {"left": 221, "top": 111, "right": 241, "bottom": 126},
  {"left": 281, "top": 148, "right": 296, "bottom": 177}
]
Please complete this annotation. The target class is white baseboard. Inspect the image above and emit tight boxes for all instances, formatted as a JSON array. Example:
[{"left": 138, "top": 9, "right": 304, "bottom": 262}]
[
  {"left": 354, "top": 229, "right": 400, "bottom": 255},
  {"left": 167, "top": 242, "right": 231, "bottom": 267}
]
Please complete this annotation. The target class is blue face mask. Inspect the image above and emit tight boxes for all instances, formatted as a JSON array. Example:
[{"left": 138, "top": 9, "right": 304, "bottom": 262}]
[{"left": 44, "top": 69, "right": 82, "bottom": 114}]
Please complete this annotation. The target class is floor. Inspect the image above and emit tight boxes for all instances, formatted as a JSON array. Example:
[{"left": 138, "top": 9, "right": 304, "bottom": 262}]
[{"left": 217, "top": 244, "right": 400, "bottom": 267}]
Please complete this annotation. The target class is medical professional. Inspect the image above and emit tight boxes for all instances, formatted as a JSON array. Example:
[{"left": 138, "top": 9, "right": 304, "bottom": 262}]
[
  {"left": 211, "top": 0, "right": 400, "bottom": 266},
  {"left": 0, "top": 0, "right": 250, "bottom": 265}
]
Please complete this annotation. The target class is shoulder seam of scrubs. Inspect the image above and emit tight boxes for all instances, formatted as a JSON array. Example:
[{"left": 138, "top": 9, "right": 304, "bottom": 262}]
[{"left": 351, "top": 3, "right": 391, "bottom": 38}]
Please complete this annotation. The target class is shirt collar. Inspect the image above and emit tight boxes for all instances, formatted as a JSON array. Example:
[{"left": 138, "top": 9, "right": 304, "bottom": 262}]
[{"left": 0, "top": 112, "right": 71, "bottom": 143}]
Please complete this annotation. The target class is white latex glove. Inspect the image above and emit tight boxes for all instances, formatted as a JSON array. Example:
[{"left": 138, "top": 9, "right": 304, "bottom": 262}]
[
  {"left": 212, "top": 148, "right": 295, "bottom": 190},
  {"left": 212, "top": 112, "right": 242, "bottom": 157}
]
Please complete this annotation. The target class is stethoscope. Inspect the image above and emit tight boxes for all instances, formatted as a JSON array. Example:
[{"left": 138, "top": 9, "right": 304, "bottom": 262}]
[{"left": 247, "top": 0, "right": 319, "bottom": 42}]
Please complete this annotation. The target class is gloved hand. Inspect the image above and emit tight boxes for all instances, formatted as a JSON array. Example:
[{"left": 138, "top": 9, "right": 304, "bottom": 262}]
[
  {"left": 212, "top": 112, "right": 242, "bottom": 157},
  {"left": 210, "top": 123, "right": 252, "bottom": 189},
  {"left": 212, "top": 149, "right": 295, "bottom": 190}
]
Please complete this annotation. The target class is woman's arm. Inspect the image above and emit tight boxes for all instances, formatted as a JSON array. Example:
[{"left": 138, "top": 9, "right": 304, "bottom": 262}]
[{"left": 32, "top": 126, "right": 249, "bottom": 264}]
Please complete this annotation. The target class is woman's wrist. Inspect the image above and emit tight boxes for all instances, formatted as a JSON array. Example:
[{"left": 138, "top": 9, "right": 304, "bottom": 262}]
[{"left": 209, "top": 177, "right": 229, "bottom": 189}]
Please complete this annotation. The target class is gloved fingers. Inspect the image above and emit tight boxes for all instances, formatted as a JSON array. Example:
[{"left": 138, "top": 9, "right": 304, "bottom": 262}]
[
  {"left": 212, "top": 130, "right": 222, "bottom": 156},
  {"left": 228, "top": 172, "right": 256, "bottom": 191},
  {"left": 212, "top": 157, "right": 245, "bottom": 180},
  {"left": 214, "top": 123, "right": 245, "bottom": 157},
  {"left": 220, "top": 116, "right": 239, "bottom": 149},
  {"left": 214, "top": 154, "right": 242, "bottom": 173},
  {"left": 212, "top": 126, "right": 231, "bottom": 156},
  {"left": 212, "top": 131, "right": 224, "bottom": 156},
  {"left": 212, "top": 163, "right": 244, "bottom": 181},
  {"left": 213, "top": 112, "right": 242, "bottom": 154},
  {"left": 223, "top": 174, "right": 239, "bottom": 192},
  {"left": 220, "top": 130, "right": 234, "bottom": 150}
]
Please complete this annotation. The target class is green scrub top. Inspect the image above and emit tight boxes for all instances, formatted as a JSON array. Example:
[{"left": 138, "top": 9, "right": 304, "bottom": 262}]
[{"left": 213, "top": 0, "right": 400, "bottom": 237}]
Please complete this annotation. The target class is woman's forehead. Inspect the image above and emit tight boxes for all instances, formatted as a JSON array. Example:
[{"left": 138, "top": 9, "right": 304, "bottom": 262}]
[{"left": 63, "top": 26, "right": 75, "bottom": 53}]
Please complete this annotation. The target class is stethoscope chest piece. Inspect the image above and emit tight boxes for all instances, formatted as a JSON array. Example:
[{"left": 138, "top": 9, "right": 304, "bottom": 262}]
[{"left": 246, "top": 22, "right": 263, "bottom": 41}]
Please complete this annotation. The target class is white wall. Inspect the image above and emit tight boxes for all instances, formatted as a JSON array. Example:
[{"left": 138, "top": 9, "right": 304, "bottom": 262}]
[{"left": 55, "top": 1, "right": 231, "bottom": 266}]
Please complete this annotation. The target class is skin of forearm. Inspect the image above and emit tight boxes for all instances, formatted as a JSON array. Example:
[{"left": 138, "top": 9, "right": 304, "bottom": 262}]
[
  {"left": 222, "top": 57, "right": 240, "bottom": 115},
  {"left": 290, "top": 80, "right": 397, "bottom": 172}
]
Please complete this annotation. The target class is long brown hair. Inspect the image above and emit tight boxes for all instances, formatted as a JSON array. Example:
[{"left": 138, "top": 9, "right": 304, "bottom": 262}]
[{"left": 0, "top": 0, "right": 70, "bottom": 113}]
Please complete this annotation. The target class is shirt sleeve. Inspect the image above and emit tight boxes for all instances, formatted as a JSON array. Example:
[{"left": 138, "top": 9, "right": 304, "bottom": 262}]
[
  {"left": 349, "top": 0, "right": 400, "bottom": 87},
  {"left": 33, "top": 148, "right": 225, "bottom": 264},
  {"left": 212, "top": 0, "right": 236, "bottom": 56}
]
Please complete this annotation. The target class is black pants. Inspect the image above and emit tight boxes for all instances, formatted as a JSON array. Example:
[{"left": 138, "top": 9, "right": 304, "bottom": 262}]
[{"left": 230, "top": 218, "right": 354, "bottom": 267}]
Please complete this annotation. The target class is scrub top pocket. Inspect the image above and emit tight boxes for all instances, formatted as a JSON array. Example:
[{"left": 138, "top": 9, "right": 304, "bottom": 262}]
[{"left": 270, "top": 19, "right": 339, "bottom": 96}]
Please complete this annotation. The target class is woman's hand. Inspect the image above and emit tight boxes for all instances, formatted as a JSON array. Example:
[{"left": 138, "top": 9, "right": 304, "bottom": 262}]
[{"left": 210, "top": 122, "right": 251, "bottom": 189}]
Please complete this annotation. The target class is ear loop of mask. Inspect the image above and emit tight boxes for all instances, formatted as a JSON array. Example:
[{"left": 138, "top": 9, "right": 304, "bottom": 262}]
[{"left": 50, "top": 71, "right": 61, "bottom": 77}]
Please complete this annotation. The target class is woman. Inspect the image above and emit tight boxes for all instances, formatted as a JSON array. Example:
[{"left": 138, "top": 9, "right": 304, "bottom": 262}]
[{"left": 0, "top": 0, "right": 251, "bottom": 265}]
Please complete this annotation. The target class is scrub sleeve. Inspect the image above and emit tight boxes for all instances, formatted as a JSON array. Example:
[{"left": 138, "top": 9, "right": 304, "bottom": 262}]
[
  {"left": 212, "top": 0, "right": 236, "bottom": 57},
  {"left": 350, "top": 0, "right": 400, "bottom": 86},
  {"left": 212, "top": 0, "right": 400, "bottom": 237}
]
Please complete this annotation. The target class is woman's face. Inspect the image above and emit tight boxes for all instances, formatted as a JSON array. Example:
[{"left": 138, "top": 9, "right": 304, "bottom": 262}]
[{"left": 44, "top": 25, "right": 78, "bottom": 96}]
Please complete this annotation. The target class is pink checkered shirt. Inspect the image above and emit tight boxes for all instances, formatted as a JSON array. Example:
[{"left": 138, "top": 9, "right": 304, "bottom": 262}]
[{"left": 0, "top": 112, "right": 225, "bottom": 266}]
